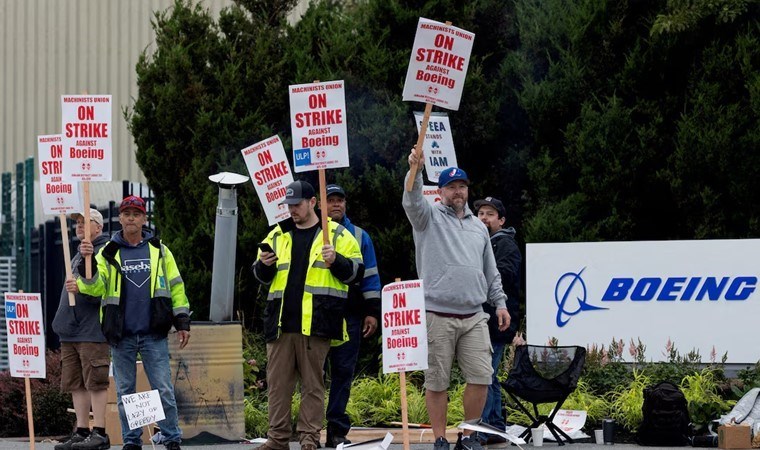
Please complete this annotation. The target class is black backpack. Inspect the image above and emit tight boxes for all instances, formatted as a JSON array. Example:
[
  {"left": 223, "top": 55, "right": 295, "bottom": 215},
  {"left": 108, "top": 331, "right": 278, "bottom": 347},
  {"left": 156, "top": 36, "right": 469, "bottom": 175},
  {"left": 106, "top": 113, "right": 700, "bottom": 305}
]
[{"left": 637, "top": 381, "right": 691, "bottom": 446}]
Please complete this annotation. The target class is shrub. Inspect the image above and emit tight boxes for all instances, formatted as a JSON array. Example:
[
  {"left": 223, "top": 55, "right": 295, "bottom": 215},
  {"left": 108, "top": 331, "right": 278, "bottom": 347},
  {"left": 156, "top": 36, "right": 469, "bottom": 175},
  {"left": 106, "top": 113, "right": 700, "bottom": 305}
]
[{"left": 0, "top": 350, "right": 73, "bottom": 437}]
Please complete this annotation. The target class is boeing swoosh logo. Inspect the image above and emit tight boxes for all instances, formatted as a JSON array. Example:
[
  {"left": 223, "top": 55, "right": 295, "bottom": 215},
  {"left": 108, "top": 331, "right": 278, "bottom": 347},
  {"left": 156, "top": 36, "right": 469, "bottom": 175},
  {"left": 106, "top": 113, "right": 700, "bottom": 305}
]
[{"left": 555, "top": 267, "right": 607, "bottom": 327}]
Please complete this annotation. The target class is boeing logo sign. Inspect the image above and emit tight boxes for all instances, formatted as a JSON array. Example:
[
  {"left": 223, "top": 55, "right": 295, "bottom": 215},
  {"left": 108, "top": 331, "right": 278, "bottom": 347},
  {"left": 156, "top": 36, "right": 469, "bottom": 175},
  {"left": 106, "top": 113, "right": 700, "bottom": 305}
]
[
  {"left": 554, "top": 267, "right": 606, "bottom": 327},
  {"left": 553, "top": 268, "right": 757, "bottom": 327},
  {"left": 528, "top": 239, "right": 760, "bottom": 363}
]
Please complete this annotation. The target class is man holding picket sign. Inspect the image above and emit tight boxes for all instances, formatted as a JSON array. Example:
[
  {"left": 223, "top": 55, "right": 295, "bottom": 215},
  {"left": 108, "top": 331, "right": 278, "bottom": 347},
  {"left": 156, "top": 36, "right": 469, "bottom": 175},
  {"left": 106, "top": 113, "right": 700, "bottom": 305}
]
[
  {"left": 402, "top": 18, "right": 509, "bottom": 450},
  {"left": 251, "top": 180, "right": 363, "bottom": 450}
]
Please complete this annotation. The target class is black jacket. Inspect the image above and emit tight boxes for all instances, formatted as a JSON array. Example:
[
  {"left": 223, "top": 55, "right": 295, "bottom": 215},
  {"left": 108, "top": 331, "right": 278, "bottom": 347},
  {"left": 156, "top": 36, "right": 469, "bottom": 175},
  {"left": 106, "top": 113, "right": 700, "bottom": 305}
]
[{"left": 483, "top": 227, "right": 522, "bottom": 344}]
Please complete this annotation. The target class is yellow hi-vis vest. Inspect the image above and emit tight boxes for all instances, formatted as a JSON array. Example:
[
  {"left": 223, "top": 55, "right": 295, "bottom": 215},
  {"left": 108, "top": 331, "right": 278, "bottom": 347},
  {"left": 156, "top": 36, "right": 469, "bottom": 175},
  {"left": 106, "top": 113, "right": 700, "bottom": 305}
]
[{"left": 257, "top": 220, "right": 363, "bottom": 342}]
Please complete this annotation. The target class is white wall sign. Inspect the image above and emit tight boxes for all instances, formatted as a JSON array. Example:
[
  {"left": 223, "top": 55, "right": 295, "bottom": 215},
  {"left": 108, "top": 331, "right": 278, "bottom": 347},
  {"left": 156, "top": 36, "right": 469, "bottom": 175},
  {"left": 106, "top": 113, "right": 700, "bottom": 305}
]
[
  {"left": 422, "top": 185, "right": 441, "bottom": 205},
  {"left": 61, "top": 94, "right": 112, "bottom": 181},
  {"left": 527, "top": 239, "right": 760, "bottom": 363},
  {"left": 382, "top": 280, "right": 428, "bottom": 374},
  {"left": 122, "top": 389, "right": 166, "bottom": 430},
  {"left": 413, "top": 112, "right": 457, "bottom": 183},
  {"left": 289, "top": 80, "right": 349, "bottom": 172},
  {"left": 402, "top": 18, "right": 475, "bottom": 111},
  {"left": 4, "top": 292, "right": 46, "bottom": 378},
  {"left": 37, "top": 134, "right": 82, "bottom": 215},
  {"left": 241, "top": 135, "right": 294, "bottom": 225}
]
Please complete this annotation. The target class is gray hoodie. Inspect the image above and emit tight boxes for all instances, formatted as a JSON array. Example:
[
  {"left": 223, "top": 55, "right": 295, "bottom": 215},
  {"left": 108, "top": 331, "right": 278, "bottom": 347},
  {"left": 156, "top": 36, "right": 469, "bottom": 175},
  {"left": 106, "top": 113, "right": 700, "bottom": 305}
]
[
  {"left": 402, "top": 171, "right": 507, "bottom": 314},
  {"left": 52, "top": 233, "right": 110, "bottom": 342}
]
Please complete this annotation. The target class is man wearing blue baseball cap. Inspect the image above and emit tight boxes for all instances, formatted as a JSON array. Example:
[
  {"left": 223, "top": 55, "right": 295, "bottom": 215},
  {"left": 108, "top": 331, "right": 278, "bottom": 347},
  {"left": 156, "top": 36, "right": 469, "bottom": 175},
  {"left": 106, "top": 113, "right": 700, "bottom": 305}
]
[{"left": 403, "top": 149, "right": 510, "bottom": 450}]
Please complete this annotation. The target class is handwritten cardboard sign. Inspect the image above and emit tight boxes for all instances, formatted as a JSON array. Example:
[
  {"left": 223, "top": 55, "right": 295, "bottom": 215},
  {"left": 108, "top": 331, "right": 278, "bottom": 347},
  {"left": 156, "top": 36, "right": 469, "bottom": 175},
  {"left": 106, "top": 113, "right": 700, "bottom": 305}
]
[{"left": 121, "top": 390, "right": 166, "bottom": 430}]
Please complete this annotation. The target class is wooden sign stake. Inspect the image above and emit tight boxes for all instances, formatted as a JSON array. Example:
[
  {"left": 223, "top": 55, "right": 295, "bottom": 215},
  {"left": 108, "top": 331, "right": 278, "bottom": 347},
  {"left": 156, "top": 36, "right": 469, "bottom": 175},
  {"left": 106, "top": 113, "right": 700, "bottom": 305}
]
[{"left": 59, "top": 214, "right": 76, "bottom": 305}]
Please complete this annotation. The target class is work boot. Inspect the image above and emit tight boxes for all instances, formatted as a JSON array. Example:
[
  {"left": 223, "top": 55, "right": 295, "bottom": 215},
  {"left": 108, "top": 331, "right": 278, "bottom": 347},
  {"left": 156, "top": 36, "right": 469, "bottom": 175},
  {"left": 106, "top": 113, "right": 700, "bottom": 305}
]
[
  {"left": 55, "top": 430, "right": 89, "bottom": 450},
  {"left": 433, "top": 436, "right": 450, "bottom": 450},
  {"left": 326, "top": 433, "right": 351, "bottom": 448},
  {"left": 72, "top": 428, "right": 110, "bottom": 450}
]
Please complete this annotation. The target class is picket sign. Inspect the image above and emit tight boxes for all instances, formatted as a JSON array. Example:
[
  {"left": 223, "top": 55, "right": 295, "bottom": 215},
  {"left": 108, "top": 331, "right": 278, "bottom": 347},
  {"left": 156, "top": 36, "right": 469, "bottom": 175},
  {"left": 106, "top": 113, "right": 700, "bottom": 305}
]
[
  {"left": 403, "top": 19, "right": 475, "bottom": 191},
  {"left": 37, "top": 134, "right": 80, "bottom": 305},
  {"left": 61, "top": 91, "right": 113, "bottom": 278}
]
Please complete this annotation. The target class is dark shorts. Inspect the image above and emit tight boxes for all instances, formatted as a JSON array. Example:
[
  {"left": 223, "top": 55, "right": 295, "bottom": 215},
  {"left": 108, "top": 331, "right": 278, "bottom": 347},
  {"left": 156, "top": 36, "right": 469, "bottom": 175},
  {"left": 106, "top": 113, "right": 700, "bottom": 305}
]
[{"left": 60, "top": 341, "right": 111, "bottom": 392}]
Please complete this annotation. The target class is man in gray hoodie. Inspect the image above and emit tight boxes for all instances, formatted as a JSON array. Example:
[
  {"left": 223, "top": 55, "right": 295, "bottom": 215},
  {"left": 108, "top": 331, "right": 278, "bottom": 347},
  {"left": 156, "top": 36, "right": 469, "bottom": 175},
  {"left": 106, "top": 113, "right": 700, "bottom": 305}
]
[
  {"left": 403, "top": 149, "right": 510, "bottom": 450},
  {"left": 52, "top": 208, "right": 111, "bottom": 450}
]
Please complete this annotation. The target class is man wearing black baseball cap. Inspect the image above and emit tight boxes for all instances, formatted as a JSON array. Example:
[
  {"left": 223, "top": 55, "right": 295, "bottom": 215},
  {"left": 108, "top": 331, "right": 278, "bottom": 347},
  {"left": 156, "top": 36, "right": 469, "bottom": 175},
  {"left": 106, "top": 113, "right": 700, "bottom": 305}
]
[
  {"left": 403, "top": 147, "right": 510, "bottom": 450},
  {"left": 473, "top": 196, "right": 522, "bottom": 445},
  {"left": 253, "top": 180, "right": 364, "bottom": 450}
]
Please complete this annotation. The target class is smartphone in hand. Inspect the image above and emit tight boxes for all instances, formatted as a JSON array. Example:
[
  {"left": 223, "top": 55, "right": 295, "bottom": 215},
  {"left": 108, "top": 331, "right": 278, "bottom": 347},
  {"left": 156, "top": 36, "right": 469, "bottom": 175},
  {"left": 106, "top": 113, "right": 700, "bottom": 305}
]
[{"left": 257, "top": 242, "right": 275, "bottom": 255}]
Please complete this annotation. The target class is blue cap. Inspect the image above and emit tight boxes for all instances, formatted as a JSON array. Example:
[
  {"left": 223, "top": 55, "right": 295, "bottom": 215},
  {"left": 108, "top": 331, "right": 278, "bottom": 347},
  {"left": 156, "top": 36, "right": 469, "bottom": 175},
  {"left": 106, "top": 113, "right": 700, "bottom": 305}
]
[{"left": 437, "top": 167, "right": 469, "bottom": 188}]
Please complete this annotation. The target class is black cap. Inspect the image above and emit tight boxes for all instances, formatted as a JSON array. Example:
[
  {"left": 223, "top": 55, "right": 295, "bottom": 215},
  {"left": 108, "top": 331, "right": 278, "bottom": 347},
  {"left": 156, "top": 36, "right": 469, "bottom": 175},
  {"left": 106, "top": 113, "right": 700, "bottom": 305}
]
[
  {"left": 279, "top": 180, "right": 316, "bottom": 205},
  {"left": 326, "top": 184, "right": 346, "bottom": 198},
  {"left": 473, "top": 196, "right": 506, "bottom": 218}
]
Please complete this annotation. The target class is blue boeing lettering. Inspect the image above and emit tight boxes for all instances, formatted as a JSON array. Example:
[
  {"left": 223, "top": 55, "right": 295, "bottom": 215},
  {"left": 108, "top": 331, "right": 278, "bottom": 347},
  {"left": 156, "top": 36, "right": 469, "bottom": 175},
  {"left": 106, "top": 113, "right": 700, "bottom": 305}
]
[{"left": 601, "top": 276, "right": 756, "bottom": 302}]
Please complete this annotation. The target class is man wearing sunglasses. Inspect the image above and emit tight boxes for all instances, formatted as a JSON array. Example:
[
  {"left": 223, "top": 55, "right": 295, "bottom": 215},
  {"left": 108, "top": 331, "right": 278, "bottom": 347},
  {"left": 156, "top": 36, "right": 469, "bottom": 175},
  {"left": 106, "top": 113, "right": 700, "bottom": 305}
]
[{"left": 68, "top": 195, "right": 190, "bottom": 450}]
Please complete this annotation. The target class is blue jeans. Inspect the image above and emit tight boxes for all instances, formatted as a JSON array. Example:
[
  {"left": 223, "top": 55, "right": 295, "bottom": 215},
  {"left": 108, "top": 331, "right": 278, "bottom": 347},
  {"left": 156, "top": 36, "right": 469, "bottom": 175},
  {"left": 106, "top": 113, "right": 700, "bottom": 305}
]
[
  {"left": 111, "top": 334, "right": 181, "bottom": 445},
  {"left": 481, "top": 341, "right": 507, "bottom": 430},
  {"left": 325, "top": 314, "right": 363, "bottom": 436}
]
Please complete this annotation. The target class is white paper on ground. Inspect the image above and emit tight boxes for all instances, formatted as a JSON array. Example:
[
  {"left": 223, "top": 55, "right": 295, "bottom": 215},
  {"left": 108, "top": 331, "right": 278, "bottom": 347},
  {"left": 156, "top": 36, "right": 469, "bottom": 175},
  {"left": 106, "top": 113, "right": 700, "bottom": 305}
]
[
  {"left": 458, "top": 420, "right": 526, "bottom": 445},
  {"left": 337, "top": 432, "right": 393, "bottom": 450}
]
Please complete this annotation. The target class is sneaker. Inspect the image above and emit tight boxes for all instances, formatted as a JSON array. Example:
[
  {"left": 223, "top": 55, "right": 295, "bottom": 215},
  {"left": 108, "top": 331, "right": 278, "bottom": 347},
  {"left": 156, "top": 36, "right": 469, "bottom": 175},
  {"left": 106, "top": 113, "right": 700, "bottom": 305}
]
[
  {"left": 55, "top": 431, "right": 89, "bottom": 450},
  {"left": 164, "top": 443, "right": 181, "bottom": 450},
  {"left": 434, "top": 436, "right": 450, "bottom": 450},
  {"left": 72, "top": 429, "right": 110, "bottom": 450},
  {"left": 458, "top": 436, "right": 484, "bottom": 450},
  {"left": 121, "top": 445, "right": 141, "bottom": 450},
  {"left": 326, "top": 434, "right": 351, "bottom": 448},
  {"left": 302, "top": 444, "right": 317, "bottom": 450}
]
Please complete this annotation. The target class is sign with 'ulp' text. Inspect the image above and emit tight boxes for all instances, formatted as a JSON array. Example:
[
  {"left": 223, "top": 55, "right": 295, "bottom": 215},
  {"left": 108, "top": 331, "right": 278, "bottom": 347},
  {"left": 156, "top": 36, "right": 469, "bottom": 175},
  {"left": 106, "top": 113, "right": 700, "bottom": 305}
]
[
  {"left": 4, "top": 293, "right": 46, "bottom": 378},
  {"left": 527, "top": 239, "right": 760, "bottom": 363},
  {"left": 289, "top": 80, "right": 349, "bottom": 173},
  {"left": 241, "top": 135, "right": 294, "bottom": 225},
  {"left": 38, "top": 134, "right": 82, "bottom": 215},
  {"left": 414, "top": 111, "right": 457, "bottom": 183},
  {"left": 382, "top": 280, "right": 428, "bottom": 374},
  {"left": 402, "top": 18, "right": 475, "bottom": 111},
  {"left": 61, "top": 95, "right": 112, "bottom": 181},
  {"left": 122, "top": 390, "right": 166, "bottom": 430}
]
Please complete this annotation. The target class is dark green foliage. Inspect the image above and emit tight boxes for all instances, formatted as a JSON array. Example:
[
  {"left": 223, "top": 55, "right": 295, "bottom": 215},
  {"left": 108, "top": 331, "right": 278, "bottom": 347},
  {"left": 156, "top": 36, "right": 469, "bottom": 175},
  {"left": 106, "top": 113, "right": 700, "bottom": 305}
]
[
  {"left": 127, "top": 0, "right": 760, "bottom": 358},
  {"left": 0, "top": 351, "right": 73, "bottom": 437}
]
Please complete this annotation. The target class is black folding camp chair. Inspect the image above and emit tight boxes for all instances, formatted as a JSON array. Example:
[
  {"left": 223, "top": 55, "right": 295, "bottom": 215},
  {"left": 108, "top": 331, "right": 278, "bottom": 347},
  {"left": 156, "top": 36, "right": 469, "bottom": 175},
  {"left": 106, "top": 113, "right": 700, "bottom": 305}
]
[{"left": 501, "top": 345, "right": 586, "bottom": 445}]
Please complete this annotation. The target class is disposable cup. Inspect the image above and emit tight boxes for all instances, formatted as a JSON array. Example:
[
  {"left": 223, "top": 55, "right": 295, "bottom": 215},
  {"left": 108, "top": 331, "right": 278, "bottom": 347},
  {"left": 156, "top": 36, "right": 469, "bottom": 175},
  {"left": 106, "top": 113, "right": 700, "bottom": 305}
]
[{"left": 531, "top": 428, "right": 544, "bottom": 447}]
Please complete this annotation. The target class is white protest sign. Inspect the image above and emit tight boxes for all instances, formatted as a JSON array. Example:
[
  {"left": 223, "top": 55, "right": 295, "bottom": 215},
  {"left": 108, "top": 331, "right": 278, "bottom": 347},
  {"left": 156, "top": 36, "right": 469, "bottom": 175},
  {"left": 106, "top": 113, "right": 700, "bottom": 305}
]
[
  {"left": 422, "top": 185, "right": 441, "bottom": 205},
  {"left": 552, "top": 409, "right": 587, "bottom": 435},
  {"left": 382, "top": 280, "right": 428, "bottom": 374},
  {"left": 4, "top": 293, "right": 46, "bottom": 378},
  {"left": 414, "top": 112, "right": 457, "bottom": 183},
  {"left": 37, "top": 134, "right": 82, "bottom": 215},
  {"left": 241, "top": 135, "right": 294, "bottom": 225},
  {"left": 61, "top": 95, "right": 112, "bottom": 181},
  {"left": 122, "top": 390, "right": 166, "bottom": 430},
  {"left": 402, "top": 18, "right": 475, "bottom": 111},
  {"left": 289, "top": 80, "right": 349, "bottom": 172}
]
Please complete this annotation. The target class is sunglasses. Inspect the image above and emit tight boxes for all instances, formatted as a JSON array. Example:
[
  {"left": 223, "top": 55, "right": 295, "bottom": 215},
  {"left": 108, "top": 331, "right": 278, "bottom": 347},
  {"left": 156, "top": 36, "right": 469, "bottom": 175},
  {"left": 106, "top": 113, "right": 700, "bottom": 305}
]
[{"left": 120, "top": 197, "right": 146, "bottom": 209}]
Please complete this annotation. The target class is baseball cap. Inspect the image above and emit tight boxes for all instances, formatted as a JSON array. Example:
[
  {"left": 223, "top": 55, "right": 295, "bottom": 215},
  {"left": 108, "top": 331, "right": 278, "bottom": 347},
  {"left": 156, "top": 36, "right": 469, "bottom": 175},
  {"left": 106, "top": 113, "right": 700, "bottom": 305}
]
[
  {"left": 119, "top": 195, "right": 147, "bottom": 214},
  {"left": 474, "top": 196, "right": 506, "bottom": 218},
  {"left": 437, "top": 167, "right": 469, "bottom": 188},
  {"left": 279, "top": 180, "right": 316, "bottom": 205},
  {"left": 326, "top": 184, "right": 346, "bottom": 198},
  {"left": 71, "top": 208, "right": 104, "bottom": 226}
]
